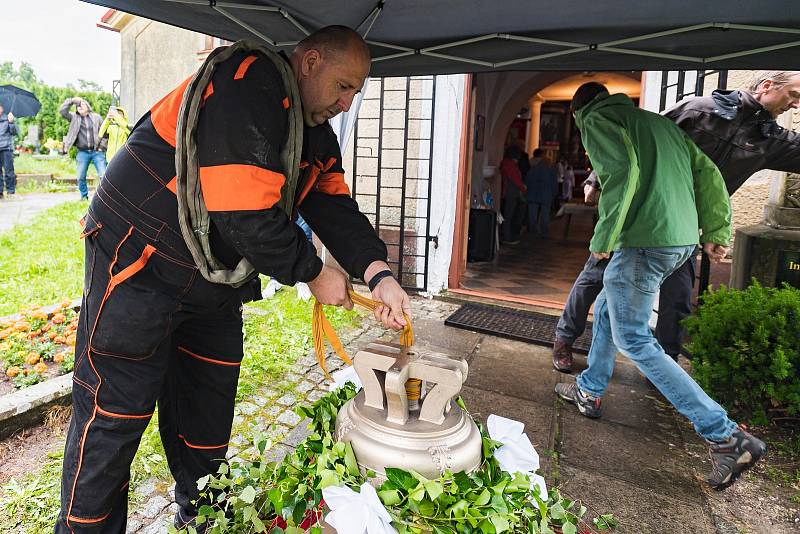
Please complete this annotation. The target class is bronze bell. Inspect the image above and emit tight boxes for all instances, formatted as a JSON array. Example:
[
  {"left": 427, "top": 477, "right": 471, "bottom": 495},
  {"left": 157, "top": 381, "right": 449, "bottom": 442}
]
[{"left": 334, "top": 341, "right": 482, "bottom": 483}]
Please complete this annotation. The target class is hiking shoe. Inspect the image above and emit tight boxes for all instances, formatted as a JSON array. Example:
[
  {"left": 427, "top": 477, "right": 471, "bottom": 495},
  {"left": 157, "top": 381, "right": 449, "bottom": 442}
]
[
  {"left": 555, "top": 382, "right": 602, "bottom": 418},
  {"left": 706, "top": 426, "right": 766, "bottom": 490},
  {"left": 552, "top": 339, "right": 574, "bottom": 373}
]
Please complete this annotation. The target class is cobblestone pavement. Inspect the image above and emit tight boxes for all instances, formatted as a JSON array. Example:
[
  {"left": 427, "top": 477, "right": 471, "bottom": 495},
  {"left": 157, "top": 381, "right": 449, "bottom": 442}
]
[
  {"left": 0, "top": 192, "right": 79, "bottom": 233},
  {"left": 126, "top": 296, "right": 459, "bottom": 533}
]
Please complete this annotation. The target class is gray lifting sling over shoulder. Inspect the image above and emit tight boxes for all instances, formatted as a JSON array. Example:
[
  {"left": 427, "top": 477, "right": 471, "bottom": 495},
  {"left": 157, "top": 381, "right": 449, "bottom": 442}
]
[{"left": 174, "top": 40, "right": 304, "bottom": 287}]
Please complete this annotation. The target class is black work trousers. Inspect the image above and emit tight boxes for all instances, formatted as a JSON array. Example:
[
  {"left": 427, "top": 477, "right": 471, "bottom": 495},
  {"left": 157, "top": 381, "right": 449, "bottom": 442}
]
[
  {"left": 556, "top": 250, "right": 696, "bottom": 357},
  {"left": 55, "top": 172, "right": 256, "bottom": 532}
]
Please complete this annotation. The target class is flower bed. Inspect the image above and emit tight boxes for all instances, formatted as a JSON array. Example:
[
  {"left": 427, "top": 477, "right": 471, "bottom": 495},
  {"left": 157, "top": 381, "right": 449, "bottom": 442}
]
[{"left": 0, "top": 302, "right": 77, "bottom": 395}]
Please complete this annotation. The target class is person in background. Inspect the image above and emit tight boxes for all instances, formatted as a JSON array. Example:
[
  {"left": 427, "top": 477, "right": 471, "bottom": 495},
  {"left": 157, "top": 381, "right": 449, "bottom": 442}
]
[
  {"left": 561, "top": 162, "right": 575, "bottom": 201},
  {"left": 524, "top": 148, "right": 558, "bottom": 237},
  {"left": 99, "top": 105, "right": 131, "bottom": 162},
  {"left": 0, "top": 105, "right": 17, "bottom": 198},
  {"left": 554, "top": 82, "right": 765, "bottom": 491},
  {"left": 60, "top": 97, "right": 107, "bottom": 200},
  {"left": 500, "top": 145, "right": 527, "bottom": 244}
]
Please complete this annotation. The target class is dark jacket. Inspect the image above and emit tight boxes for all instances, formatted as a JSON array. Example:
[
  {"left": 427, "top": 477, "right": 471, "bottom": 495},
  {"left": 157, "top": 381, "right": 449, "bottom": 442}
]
[
  {"left": 0, "top": 114, "right": 17, "bottom": 151},
  {"left": 126, "top": 49, "right": 387, "bottom": 286},
  {"left": 524, "top": 159, "right": 558, "bottom": 204},
  {"left": 664, "top": 90, "right": 800, "bottom": 194}
]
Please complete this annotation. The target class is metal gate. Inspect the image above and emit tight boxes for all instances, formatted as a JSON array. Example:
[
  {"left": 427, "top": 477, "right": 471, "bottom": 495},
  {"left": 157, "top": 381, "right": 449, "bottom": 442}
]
[
  {"left": 350, "top": 76, "right": 437, "bottom": 291},
  {"left": 657, "top": 69, "right": 729, "bottom": 294}
]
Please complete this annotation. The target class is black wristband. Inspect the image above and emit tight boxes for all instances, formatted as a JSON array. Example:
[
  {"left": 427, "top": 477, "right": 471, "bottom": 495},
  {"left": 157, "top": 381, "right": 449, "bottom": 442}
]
[{"left": 367, "top": 269, "right": 394, "bottom": 292}]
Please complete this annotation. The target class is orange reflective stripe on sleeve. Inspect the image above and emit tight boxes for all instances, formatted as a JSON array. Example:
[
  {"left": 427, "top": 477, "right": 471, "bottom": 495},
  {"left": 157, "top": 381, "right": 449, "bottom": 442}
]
[
  {"left": 150, "top": 75, "right": 192, "bottom": 148},
  {"left": 234, "top": 55, "right": 258, "bottom": 80},
  {"left": 316, "top": 172, "right": 350, "bottom": 196},
  {"left": 199, "top": 164, "right": 285, "bottom": 211}
]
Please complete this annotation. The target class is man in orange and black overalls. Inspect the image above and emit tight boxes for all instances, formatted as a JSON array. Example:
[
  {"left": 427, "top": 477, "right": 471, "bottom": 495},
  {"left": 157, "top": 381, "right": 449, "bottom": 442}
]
[{"left": 55, "top": 26, "right": 411, "bottom": 533}]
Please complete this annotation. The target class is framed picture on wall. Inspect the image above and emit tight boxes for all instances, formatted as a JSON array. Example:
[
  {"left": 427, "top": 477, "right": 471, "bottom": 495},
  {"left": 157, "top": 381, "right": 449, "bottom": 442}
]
[{"left": 474, "top": 114, "right": 485, "bottom": 151}]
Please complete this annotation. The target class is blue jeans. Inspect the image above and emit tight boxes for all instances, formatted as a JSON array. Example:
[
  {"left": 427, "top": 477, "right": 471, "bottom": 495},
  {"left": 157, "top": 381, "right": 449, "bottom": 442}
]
[
  {"left": 0, "top": 149, "right": 16, "bottom": 194},
  {"left": 528, "top": 201, "right": 551, "bottom": 236},
  {"left": 576, "top": 246, "right": 737, "bottom": 442},
  {"left": 75, "top": 149, "right": 107, "bottom": 199}
]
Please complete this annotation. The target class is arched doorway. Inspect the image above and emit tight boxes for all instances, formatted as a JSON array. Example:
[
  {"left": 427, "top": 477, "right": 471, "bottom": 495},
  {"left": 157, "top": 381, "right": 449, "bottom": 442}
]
[{"left": 457, "top": 71, "right": 641, "bottom": 307}]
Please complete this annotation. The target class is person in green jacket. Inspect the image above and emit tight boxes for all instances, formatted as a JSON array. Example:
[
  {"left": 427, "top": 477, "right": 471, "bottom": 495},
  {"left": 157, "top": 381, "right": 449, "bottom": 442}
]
[
  {"left": 554, "top": 82, "right": 765, "bottom": 490},
  {"left": 99, "top": 105, "right": 130, "bottom": 162}
]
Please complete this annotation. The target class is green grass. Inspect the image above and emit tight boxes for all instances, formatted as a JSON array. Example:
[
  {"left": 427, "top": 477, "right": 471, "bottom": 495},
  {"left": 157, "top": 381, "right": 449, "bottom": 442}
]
[
  {"left": 0, "top": 201, "right": 86, "bottom": 316},
  {"left": 13, "top": 153, "right": 100, "bottom": 179}
]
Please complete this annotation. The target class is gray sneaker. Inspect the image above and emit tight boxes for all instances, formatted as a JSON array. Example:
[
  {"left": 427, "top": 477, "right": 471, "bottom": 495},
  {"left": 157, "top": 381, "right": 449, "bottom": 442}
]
[
  {"left": 706, "top": 426, "right": 766, "bottom": 490},
  {"left": 555, "top": 382, "right": 602, "bottom": 418}
]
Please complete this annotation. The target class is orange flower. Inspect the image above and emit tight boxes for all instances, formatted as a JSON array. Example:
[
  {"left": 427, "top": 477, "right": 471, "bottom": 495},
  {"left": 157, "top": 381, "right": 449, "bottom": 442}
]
[
  {"left": 54, "top": 336, "right": 66, "bottom": 344},
  {"left": 5, "top": 366, "right": 21, "bottom": 378},
  {"left": 66, "top": 334, "right": 77, "bottom": 347},
  {"left": 41, "top": 323, "right": 52, "bottom": 333},
  {"left": 48, "top": 331, "right": 58, "bottom": 341},
  {"left": 33, "top": 362, "right": 48, "bottom": 374},
  {"left": 0, "top": 328, "right": 12, "bottom": 340},
  {"left": 51, "top": 313, "right": 66, "bottom": 325},
  {"left": 13, "top": 321, "right": 31, "bottom": 331},
  {"left": 61, "top": 299, "right": 72, "bottom": 309},
  {"left": 53, "top": 352, "right": 66, "bottom": 363},
  {"left": 25, "top": 352, "right": 41, "bottom": 365}
]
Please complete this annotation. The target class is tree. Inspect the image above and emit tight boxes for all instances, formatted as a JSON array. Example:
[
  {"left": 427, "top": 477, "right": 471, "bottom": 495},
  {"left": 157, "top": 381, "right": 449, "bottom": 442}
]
[{"left": 78, "top": 79, "right": 104, "bottom": 93}]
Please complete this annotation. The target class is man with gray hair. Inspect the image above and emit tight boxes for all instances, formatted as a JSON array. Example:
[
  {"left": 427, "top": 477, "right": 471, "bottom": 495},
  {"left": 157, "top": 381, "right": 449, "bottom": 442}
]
[{"left": 552, "top": 71, "right": 800, "bottom": 373}]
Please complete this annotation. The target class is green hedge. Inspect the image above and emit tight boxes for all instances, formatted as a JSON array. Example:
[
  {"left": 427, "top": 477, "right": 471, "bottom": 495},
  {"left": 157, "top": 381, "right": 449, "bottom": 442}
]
[{"left": 684, "top": 282, "right": 800, "bottom": 424}]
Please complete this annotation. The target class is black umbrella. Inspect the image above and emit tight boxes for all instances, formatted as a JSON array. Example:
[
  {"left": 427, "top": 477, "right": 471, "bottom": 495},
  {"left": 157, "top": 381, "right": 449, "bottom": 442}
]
[{"left": 0, "top": 85, "right": 41, "bottom": 118}]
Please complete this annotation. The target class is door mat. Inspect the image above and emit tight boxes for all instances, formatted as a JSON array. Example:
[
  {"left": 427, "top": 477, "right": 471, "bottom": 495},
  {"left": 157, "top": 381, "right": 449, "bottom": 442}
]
[{"left": 444, "top": 302, "right": 593, "bottom": 353}]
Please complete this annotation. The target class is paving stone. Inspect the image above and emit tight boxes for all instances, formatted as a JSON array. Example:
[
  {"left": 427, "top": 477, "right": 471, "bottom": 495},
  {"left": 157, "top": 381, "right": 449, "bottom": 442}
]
[
  {"left": 265, "top": 404, "right": 284, "bottom": 417},
  {"left": 558, "top": 410, "right": 704, "bottom": 503},
  {"left": 305, "top": 370, "right": 325, "bottom": 384},
  {"left": 295, "top": 380, "right": 315, "bottom": 393},
  {"left": 464, "top": 337, "right": 561, "bottom": 407},
  {"left": 237, "top": 402, "right": 258, "bottom": 415},
  {"left": 139, "top": 513, "right": 171, "bottom": 534},
  {"left": 307, "top": 389, "right": 327, "bottom": 401},
  {"left": 134, "top": 479, "right": 157, "bottom": 498},
  {"left": 411, "top": 316, "right": 482, "bottom": 356},
  {"left": 266, "top": 443, "right": 294, "bottom": 463},
  {"left": 558, "top": 464, "right": 714, "bottom": 534},
  {"left": 277, "top": 409, "right": 301, "bottom": 426},
  {"left": 284, "top": 370, "right": 304, "bottom": 382},
  {"left": 126, "top": 518, "right": 143, "bottom": 533},
  {"left": 280, "top": 420, "right": 311, "bottom": 447},
  {"left": 276, "top": 392, "right": 297, "bottom": 406},
  {"left": 141, "top": 494, "right": 170, "bottom": 519}
]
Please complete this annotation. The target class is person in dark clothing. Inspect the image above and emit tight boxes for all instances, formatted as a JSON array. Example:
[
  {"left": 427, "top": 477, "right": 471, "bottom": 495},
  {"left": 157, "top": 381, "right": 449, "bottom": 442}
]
[
  {"left": 524, "top": 148, "right": 558, "bottom": 237},
  {"left": 55, "top": 27, "right": 411, "bottom": 534},
  {"left": 0, "top": 105, "right": 17, "bottom": 197},
  {"left": 500, "top": 145, "right": 527, "bottom": 243},
  {"left": 552, "top": 70, "right": 800, "bottom": 372},
  {"left": 60, "top": 97, "right": 108, "bottom": 200}
]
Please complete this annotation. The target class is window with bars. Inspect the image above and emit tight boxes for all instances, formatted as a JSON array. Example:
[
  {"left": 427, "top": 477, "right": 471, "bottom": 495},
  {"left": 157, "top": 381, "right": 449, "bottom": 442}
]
[{"left": 347, "top": 76, "right": 438, "bottom": 292}]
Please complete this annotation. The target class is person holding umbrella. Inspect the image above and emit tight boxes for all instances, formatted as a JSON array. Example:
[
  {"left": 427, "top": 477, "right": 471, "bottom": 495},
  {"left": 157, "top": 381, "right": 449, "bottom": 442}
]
[{"left": 0, "top": 104, "right": 16, "bottom": 198}]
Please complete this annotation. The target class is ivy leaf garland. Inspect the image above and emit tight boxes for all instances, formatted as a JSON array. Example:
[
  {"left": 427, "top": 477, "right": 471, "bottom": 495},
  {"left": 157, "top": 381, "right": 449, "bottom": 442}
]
[{"left": 175, "top": 384, "right": 607, "bottom": 534}]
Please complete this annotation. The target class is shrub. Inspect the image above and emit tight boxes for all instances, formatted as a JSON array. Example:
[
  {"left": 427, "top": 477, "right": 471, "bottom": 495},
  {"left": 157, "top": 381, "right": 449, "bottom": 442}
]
[{"left": 684, "top": 281, "right": 800, "bottom": 424}]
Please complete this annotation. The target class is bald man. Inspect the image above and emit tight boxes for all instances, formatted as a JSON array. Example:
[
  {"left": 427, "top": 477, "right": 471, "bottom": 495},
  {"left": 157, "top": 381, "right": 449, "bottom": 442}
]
[{"left": 56, "top": 27, "right": 410, "bottom": 533}]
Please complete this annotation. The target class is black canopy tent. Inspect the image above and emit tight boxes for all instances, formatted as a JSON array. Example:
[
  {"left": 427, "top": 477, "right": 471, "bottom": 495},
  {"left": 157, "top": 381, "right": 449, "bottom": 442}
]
[{"left": 86, "top": 0, "right": 800, "bottom": 76}]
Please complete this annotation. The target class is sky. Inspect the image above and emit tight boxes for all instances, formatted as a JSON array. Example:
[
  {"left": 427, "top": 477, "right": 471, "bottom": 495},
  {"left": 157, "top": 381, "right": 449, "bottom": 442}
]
[{"left": 1, "top": 0, "right": 121, "bottom": 91}]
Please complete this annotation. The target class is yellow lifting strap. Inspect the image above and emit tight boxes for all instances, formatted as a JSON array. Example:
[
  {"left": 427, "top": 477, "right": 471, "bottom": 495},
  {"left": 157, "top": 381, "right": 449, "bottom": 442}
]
[{"left": 312, "top": 289, "right": 414, "bottom": 380}]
